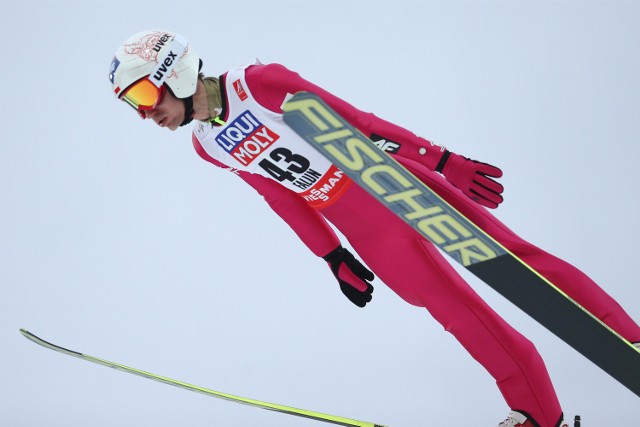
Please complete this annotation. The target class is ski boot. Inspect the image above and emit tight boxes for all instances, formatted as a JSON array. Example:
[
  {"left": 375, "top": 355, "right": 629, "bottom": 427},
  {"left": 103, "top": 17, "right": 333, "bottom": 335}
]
[{"left": 498, "top": 410, "right": 568, "bottom": 427}]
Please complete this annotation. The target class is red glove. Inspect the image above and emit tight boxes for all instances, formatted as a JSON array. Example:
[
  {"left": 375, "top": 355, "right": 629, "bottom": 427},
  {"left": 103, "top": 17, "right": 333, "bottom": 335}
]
[{"left": 437, "top": 151, "right": 504, "bottom": 208}]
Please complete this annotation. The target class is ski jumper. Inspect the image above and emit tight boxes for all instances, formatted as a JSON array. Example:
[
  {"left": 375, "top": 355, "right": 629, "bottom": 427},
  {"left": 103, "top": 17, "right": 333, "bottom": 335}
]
[{"left": 192, "top": 63, "right": 640, "bottom": 427}]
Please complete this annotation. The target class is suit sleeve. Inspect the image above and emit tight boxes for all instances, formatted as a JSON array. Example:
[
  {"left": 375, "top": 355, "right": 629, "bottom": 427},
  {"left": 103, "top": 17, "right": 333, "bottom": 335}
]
[
  {"left": 192, "top": 133, "right": 341, "bottom": 257},
  {"left": 246, "top": 63, "right": 450, "bottom": 171}
]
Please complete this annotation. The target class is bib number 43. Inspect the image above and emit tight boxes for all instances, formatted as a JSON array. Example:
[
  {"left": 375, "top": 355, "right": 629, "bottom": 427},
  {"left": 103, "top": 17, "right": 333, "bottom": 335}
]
[{"left": 259, "top": 147, "right": 310, "bottom": 182}]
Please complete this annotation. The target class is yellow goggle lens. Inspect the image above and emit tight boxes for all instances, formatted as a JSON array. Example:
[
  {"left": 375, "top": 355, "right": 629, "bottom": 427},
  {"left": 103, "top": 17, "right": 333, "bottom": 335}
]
[{"left": 122, "top": 79, "right": 161, "bottom": 109}]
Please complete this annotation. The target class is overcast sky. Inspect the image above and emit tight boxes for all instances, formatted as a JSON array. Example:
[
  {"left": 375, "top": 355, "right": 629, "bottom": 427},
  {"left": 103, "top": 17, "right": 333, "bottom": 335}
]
[{"left": 2, "top": 1, "right": 639, "bottom": 426}]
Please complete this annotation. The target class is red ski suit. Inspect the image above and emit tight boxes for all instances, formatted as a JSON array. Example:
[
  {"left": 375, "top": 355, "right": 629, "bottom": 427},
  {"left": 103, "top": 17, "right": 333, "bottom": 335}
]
[{"left": 192, "top": 63, "right": 640, "bottom": 427}]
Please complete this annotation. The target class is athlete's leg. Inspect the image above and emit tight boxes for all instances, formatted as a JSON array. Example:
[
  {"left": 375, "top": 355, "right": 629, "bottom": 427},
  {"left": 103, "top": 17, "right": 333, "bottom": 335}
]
[
  {"left": 323, "top": 187, "right": 563, "bottom": 427},
  {"left": 407, "top": 163, "right": 640, "bottom": 343}
]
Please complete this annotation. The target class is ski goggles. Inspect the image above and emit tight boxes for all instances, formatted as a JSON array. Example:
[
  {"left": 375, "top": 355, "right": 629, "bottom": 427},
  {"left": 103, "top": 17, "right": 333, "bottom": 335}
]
[{"left": 120, "top": 77, "right": 166, "bottom": 119}]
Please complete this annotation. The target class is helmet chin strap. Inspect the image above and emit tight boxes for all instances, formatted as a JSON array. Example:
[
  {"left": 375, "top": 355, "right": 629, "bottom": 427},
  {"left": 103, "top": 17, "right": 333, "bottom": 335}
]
[{"left": 179, "top": 95, "right": 195, "bottom": 127}]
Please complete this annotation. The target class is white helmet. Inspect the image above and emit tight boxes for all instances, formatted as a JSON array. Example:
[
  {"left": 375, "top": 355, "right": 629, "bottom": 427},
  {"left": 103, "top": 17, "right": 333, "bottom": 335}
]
[{"left": 109, "top": 30, "right": 200, "bottom": 99}]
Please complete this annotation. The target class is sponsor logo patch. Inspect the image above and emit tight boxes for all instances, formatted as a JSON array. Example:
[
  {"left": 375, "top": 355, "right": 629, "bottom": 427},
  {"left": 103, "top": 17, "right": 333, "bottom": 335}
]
[
  {"left": 370, "top": 133, "right": 401, "bottom": 153},
  {"left": 301, "top": 165, "right": 350, "bottom": 206},
  {"left": 215, "top": 111, "right": 279, "bottom": 166},
  {"left": 109, "top": 57, "right": 120, "bottom": 84},
  {"left": 233, "top": 79, "right": 248, "bottom": 101}
]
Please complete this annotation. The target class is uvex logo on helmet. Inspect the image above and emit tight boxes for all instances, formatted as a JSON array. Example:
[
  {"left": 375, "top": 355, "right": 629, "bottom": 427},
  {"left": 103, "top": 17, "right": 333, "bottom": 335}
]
[
  {"left": 151, "top": 50, "right": 178, "bottom": 84},
  {"left": 152, "top": 33, "right": 172, "bottom": 52},
  {"left": 146, "top": 33, "right": 188, "bottom": 87}
]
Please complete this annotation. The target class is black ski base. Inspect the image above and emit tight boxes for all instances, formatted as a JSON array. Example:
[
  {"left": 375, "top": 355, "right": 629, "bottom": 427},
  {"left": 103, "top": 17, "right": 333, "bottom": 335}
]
[{"left": 469, "top": 255, "right": 640, "bottom": 396}]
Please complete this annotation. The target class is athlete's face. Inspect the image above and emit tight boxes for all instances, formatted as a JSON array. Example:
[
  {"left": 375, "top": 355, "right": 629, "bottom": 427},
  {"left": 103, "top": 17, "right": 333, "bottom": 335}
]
[{"left": 144, "top": 88, "right": 185, "bottom": 131}]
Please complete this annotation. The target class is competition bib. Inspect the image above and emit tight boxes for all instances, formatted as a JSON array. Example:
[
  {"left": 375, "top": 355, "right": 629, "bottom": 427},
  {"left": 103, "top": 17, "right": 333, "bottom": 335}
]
[{"left": 193, "top": 65, "right": 351, "bottom": 208}]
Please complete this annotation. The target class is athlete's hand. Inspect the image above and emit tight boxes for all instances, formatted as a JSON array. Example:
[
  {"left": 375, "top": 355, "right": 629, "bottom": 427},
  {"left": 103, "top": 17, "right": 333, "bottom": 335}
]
[
  {"left": 439, "top": 151, "right": 504, "bottom": 209},
  {"left": 322, "top": 245, "right": 374, "bottom": 308}
]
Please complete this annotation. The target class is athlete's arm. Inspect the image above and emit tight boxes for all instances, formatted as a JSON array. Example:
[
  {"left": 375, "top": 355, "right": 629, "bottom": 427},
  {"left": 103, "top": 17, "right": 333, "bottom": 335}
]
[
  {"left": 246, "top": 63, "right": 504, "bottom": 208},
  {"left": 192, "top": 133, "right": 341, "bottom": 256},
  {"left": 245, "top": 63, "right": 447, "bottom": 170}
]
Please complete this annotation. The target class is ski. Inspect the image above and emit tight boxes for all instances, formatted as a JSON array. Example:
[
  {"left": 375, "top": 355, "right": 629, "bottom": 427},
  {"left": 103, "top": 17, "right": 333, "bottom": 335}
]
[
  {"left": 20, "top": 329, "right": 387, "bottom": 427},
  {"left": 282, "top": 92, "right": 640, "bottom": 398}
]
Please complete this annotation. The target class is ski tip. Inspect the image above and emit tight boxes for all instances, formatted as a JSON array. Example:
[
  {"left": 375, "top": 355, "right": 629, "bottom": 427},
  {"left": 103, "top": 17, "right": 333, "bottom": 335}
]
[
  {"left": 20, "top": 329, "right": 42, "bottom": 345},
  {"left": 20, "top": 329, "right": 84, "bottom": 357}
]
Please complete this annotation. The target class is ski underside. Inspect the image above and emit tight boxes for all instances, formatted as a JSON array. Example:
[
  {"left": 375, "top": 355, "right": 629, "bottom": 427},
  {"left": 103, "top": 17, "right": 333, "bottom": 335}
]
[
  {"left": 20, "top": 329, "right": 386, "bottom": 427},
  {"left": 281, "top": 91, "right": 640, "bottom": 398}
]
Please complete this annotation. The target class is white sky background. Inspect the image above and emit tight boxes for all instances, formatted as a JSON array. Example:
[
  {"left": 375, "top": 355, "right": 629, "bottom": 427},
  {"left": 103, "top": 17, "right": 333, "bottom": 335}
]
[{"left": 2, "top": 1, "right": 639, "bottom": 425}]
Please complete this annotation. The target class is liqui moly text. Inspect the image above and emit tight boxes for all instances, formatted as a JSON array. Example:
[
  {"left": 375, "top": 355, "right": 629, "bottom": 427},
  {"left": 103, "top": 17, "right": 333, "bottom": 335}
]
[{"left": 215, "top": 111, "right": 280, "bottom": 166}]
